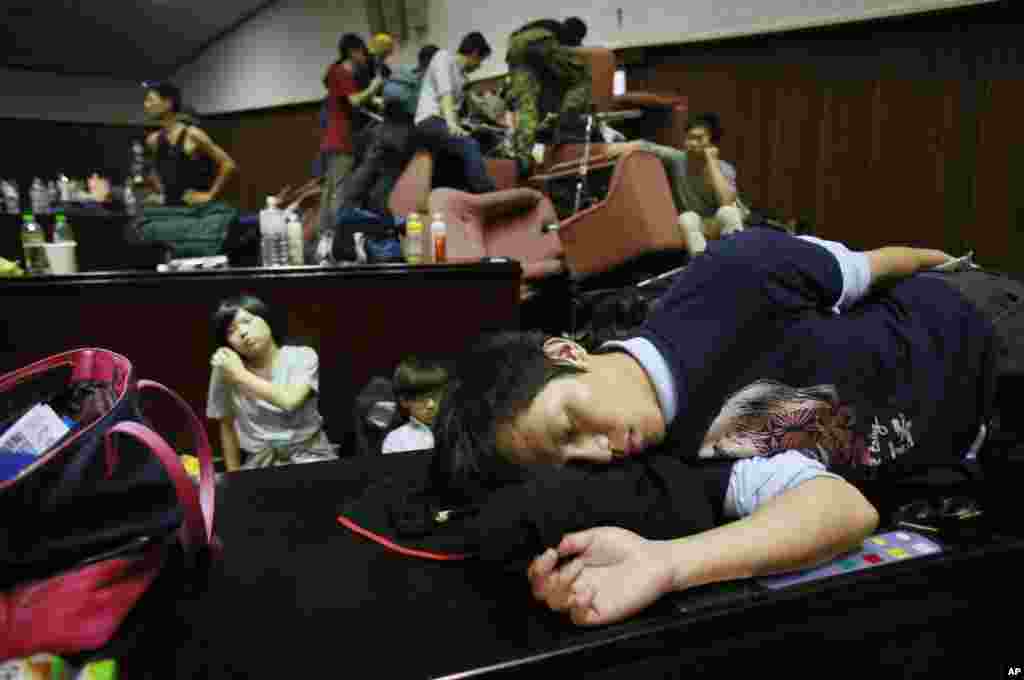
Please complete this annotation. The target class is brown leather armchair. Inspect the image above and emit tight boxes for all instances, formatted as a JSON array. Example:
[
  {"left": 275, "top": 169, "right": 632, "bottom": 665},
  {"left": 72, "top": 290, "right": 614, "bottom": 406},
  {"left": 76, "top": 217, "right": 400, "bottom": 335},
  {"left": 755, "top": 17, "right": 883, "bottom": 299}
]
[{"left": 528, "top": 148, "right": 685, "bottom": 279}]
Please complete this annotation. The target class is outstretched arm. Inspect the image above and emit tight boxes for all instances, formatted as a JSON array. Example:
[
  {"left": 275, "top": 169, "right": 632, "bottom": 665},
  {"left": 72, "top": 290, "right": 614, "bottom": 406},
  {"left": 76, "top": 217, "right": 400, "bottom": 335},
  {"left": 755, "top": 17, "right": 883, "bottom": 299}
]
[
  {"left": 349, "top": 75, "right": 385, "bottom": 108},
  {"left": 528, "top": 476, "right": 878, "bottom": 626},
  {"left": 865, "top": 246, "right": 953, "bottom": 286},
  {"left": 799, "top": 236, "right": 956, "bottom": 311}
]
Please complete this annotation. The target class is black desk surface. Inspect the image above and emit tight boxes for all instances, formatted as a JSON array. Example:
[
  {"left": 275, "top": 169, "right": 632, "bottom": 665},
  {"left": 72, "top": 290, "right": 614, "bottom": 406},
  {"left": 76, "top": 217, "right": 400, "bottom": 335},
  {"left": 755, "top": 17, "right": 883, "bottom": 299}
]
[{"left": 120, "top": 454, "right": 1024, "bottom": 679}]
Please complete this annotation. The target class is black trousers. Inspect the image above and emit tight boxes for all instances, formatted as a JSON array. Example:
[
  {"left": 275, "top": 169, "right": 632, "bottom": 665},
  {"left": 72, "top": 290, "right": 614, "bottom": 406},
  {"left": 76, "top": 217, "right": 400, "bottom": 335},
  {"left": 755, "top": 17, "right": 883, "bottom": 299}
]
[
  {"left": 340, "top": 119, "right": 418, "bottom": 217},
  {"left": 928, "top": 269, "right": 1024, "bottom": 380}
]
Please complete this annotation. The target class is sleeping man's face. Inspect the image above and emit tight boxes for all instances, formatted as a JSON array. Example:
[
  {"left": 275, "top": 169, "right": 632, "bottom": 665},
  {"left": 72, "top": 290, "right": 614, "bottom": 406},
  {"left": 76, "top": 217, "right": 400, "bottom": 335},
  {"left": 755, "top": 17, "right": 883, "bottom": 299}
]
[{"left": 495, "top": 355, "right": 667, "bottom": 468}]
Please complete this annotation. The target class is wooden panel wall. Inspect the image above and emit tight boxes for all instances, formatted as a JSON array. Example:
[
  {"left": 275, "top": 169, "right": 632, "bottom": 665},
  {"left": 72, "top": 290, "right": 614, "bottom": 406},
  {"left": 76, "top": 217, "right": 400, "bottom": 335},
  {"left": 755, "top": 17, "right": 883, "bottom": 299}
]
[
  {"left": 626, "top": 2, "right": 1021, "bottom": 268},
  {"left": 202, "top": 102, "right": 323, "bottom": 213}
]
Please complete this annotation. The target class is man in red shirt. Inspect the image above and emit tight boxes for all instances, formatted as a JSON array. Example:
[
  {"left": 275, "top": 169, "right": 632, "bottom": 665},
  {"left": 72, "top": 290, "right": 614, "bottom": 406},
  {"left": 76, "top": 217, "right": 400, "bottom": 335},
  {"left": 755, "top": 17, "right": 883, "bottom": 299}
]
[{"left": 319, "top": 33, "right": 385, "bottom": 244}]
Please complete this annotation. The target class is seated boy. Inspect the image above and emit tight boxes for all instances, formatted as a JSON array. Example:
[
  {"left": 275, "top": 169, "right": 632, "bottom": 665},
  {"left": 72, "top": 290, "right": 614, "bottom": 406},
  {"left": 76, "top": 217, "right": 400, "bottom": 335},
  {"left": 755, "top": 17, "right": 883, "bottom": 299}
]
[
  {"left": 607, "top": 112, "right": 746, "bottom": 256},
  {"left": 382, "top": 357, "right": 448, "bottom": 454}
]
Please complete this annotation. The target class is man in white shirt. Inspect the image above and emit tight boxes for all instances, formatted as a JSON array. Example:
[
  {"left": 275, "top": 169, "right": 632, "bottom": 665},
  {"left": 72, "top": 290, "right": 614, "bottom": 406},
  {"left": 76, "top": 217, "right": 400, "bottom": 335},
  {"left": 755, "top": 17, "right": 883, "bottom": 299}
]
[{"left": 414, "top": 32, "right": 497, "bottom": 194}]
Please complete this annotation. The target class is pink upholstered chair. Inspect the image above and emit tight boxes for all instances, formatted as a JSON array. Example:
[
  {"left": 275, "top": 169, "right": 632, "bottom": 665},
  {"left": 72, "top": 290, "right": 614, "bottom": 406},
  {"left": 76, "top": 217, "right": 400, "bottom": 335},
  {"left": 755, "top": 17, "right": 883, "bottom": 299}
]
[
  {"left": 389, "top": 150, "right": 520, "bottom": 220},
  {"left": 388, "top": 150, "right": 433, "bottom": 218},
  {"left": 427, "top": 187, "right": 562, "bottom": 296}
]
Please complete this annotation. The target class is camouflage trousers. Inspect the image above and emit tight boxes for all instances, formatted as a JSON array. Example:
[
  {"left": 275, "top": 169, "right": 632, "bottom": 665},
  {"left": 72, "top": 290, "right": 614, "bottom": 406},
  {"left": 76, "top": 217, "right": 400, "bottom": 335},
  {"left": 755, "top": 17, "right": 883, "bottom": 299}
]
[{"left": 502, "top": 30, "right": 591, "bottom": 172}]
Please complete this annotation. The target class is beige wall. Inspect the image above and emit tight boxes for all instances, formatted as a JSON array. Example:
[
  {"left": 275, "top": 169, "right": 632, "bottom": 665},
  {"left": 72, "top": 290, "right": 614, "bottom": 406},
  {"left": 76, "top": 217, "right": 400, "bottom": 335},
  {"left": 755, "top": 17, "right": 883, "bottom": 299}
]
[{"left": 176, "top": 0, "right": 998, "bottom": 115}]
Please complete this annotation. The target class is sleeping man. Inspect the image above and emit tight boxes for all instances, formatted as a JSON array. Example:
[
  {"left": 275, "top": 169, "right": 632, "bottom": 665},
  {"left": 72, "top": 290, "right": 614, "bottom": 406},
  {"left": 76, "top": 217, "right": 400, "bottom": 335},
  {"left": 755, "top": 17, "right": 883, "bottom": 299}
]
[{"left": 434, "top": 227, "right": 1021, "bottom": 625}]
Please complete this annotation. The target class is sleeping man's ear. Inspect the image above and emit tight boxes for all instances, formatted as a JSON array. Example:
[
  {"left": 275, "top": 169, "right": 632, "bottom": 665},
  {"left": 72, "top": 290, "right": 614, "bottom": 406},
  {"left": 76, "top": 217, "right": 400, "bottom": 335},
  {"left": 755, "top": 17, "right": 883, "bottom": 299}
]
[{"left": 542, "top": 337, "right": 590, "bottom": 371}]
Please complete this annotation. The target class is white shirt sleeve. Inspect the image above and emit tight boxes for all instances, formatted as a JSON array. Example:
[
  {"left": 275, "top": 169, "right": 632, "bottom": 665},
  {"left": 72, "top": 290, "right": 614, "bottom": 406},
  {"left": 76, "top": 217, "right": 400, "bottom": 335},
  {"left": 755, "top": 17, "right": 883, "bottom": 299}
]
[
  {"left": 290, "top": 346, "right": 320, "bottom": 393},
  {"left": 797, "top": 235, "right": 872, "bottom": 312},
  {"left": 431, "top": 51, "right": 455, "bottom": 99},
  {"left": 722, "top": 450, "right": 844, "bottom": 519}
]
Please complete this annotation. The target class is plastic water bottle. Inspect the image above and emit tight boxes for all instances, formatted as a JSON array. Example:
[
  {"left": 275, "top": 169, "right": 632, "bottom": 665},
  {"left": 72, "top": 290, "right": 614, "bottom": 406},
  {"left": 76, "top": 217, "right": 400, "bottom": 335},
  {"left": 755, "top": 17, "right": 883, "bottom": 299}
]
[
  {"left": 30, "top": 178, "right": 46, "bottom": 216},
  {"left": 404, "top": 212, "right": 424, "bottom": 264},
  {"left": 260, "top": 196, "right": 288, "bottom": 267},
  {"left": 20, "top": 213, "right": 48, "bottom": 274},
  {"left": 57, "top": 174, "right": 71, "bottom": 204},
  {"left": 53, "top": 211, "right": 75, "bottom": 243},
  {"left": 430, "top": 212, "right": 447, "bottom": 263},
  {"left": 353, "top": 232, "right": 367, "bottom": 263},
  {"left": 130, "top": 141, "right": 146, "bottom": 186},
  {"left": 285, "top": 209, "right": 304, "bottom": 265},
  {"left": 123, "top": 184, "right": 136, "bottom": 215},
  {"left": 47, "top": 181, "right": 58, "bottom": 210},
  {"left": 259, "top": 196, "right": 276, "bottom": 266},
  {"left": 273, "top": 207, "right": 289, "bottom": 266},
  {"left": 1, "top": 180, "right": 19, "bottom": 215}
]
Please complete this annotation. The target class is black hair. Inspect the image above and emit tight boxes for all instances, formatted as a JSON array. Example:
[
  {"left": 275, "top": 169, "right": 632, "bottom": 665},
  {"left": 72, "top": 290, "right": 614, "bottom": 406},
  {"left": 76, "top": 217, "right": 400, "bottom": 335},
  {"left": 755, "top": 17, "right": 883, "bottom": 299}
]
[
  {"left": 431, "top": 331, "right": 584, "bottom": 501},
  {"left": 393, "top": 356, "right": 448, "bottom": 402},
  {"left": 417, "top": 44, "right": 440, "bottom": 73},
  {"left": 211, "top": 295, "right": 287, "bottom": 350},
  {"left": 562, "top": 17, "right": 587, "bottom": 47},
  {"left": 457, "top": 32, "right": 492, "bottom": 60},
  {"left": 326, "top": 34, "right": 368, "bottom": 86},
  {"left": 686, "top": 112, "right": 723, "bottom": 144},
  {"left": 338, "top": 33, "right": 368, "bottom": 63},
  {"left": 146, "top": 81, "right": 182, "bottom": 113}
]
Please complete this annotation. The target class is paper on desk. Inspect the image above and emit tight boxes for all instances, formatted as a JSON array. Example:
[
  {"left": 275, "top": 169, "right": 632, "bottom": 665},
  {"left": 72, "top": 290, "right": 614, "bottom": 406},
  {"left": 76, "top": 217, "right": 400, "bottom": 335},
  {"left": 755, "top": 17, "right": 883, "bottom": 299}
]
[
  {"left": 157, "top": 255, "right": 229, "bottom": 272},
  {"left": 0, "top": 403, "right": 70, "bottom": 456}
]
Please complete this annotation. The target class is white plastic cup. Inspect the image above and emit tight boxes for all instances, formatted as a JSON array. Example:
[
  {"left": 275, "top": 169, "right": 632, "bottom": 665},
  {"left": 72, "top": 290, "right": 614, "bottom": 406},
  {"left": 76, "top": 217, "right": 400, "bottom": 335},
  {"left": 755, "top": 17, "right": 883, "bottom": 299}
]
[{"left": 42, "top": 241, "right": 78, "bottom": 274}]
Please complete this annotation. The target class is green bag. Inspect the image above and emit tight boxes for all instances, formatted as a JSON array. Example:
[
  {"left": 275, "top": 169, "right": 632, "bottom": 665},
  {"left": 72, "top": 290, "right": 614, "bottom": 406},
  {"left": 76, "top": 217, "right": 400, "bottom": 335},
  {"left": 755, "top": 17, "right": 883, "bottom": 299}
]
[{"left": 138, "top": 202, "right": 238, "bottom": 258}]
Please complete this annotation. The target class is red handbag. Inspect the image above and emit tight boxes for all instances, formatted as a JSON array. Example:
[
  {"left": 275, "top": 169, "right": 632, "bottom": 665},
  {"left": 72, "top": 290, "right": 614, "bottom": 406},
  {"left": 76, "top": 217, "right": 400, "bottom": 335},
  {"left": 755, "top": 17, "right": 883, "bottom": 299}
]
[{"left": 0, "top": 348, "right": 218, "bottom": 661}]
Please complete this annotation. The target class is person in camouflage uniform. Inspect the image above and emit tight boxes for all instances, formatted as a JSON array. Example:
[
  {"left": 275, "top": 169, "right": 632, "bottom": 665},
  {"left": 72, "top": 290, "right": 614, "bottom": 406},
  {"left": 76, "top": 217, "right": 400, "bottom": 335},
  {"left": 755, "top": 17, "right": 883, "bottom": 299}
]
[{"left": 501, "top": 17, "right": 591, "bottom": 177}]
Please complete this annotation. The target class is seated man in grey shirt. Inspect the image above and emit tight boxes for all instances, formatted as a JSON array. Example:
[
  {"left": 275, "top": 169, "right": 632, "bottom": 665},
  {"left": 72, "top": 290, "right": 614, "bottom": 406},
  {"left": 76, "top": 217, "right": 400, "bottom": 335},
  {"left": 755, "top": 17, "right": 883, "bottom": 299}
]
[{"left": 608, "top": 112, "right": 747, "bottom": 256}]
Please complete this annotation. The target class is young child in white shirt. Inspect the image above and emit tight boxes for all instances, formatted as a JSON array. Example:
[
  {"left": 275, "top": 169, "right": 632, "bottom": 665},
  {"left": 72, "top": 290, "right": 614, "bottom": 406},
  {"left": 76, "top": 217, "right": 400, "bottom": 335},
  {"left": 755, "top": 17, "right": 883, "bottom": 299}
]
[
  {"left": 381, "top": 356, "right": 448, "bottom": 454},
  {"left": 207, "top": 295, "right": 337, "bottom": 470}
]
